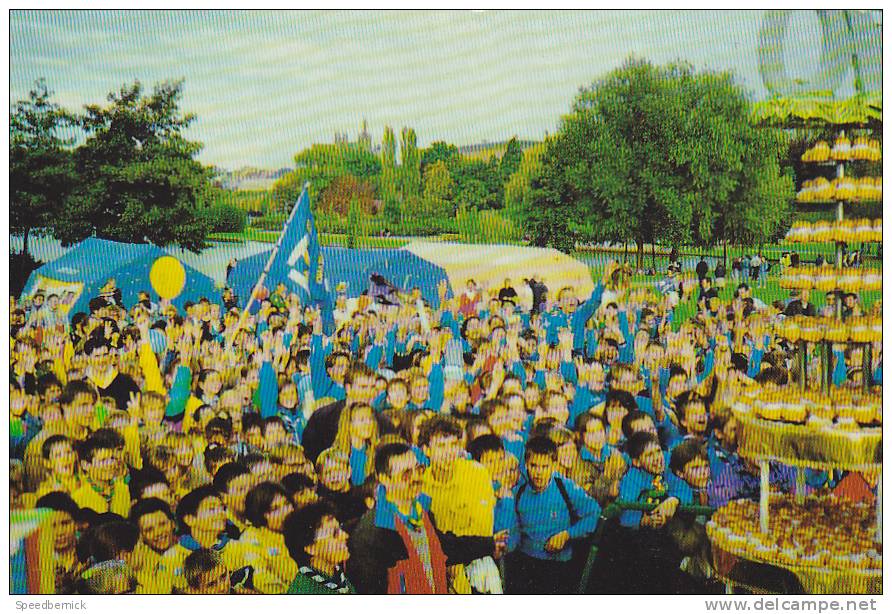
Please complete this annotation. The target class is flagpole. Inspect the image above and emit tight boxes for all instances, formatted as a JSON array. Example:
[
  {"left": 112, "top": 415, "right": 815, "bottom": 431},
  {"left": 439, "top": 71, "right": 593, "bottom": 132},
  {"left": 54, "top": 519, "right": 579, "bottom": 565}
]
[{"left": 225, "top": 182, "right": 310, "bottom": 352}]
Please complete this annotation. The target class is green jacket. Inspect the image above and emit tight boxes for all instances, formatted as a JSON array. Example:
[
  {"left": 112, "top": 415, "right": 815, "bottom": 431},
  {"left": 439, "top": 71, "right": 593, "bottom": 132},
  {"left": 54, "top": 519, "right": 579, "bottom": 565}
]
[{"left": 287, "top": 568, "right": 356, "bottom": 595}]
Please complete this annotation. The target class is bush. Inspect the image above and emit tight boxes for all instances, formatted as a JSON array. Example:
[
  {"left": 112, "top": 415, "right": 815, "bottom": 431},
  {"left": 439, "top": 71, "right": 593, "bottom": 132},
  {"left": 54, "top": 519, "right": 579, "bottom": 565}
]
[
  {"left": 252, "top": 212, "right": 288, "bottom": 231},
  {"left": 206, "top": 203, "right": 247, "bottom": 233},
  {"left": 456, "top": 207, "right": 522, "bottom": 244}
]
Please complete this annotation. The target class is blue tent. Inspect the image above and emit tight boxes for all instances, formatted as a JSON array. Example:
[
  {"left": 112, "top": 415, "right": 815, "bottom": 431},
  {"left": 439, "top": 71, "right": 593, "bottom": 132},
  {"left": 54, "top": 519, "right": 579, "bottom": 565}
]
[
  {"left": 23, "top": 237, "right": 221, "bottom": 314},
  {"left": 229, "top": 246, "right": 453, "bottom": 310}
]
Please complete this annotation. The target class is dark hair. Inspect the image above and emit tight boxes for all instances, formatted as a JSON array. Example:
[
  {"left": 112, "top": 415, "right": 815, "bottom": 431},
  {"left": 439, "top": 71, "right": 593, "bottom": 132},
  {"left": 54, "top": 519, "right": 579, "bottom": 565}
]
[
  {"left": 668, "top": 365, "right": 688, "bottom": 382},
  {"left": 242, "top": 413, "right": 262, "bottom": 433},
  {"left": 283, "top": 501, "right": 338, "bottom": 565},
  {"left": 524, "top": 436, "right": 558, "bottom": 462},
  {"left": 730, "top": 353, "right": 748, "bottom": 374},
  {"left": 87, "top": 521, "right": 140, "bottom": 562},
  {"left": 129, "top": 497, "right": 175, "bottom": 524},
  {"left": 574, "top": 412, "right": 606, "bottom": 436},
  {"left": 37, "top": 373, "right": 62, "bottom": 397},
  {"left": 676, "top": 392, "right": 708, "bottom": 426},
  {"left": 203, "top": 444, "right": 235, "bottom": 475},
  {"left": 35, "top": 492, "right": 81, "bottom": 519},
  {"left": 467, "top": 434, "right": 504, "bottom": 461},
  {"left": 129, "top": 467, "right": 170, "bottom": 501},
  {"left": 184, "top": 549, "right": 225, "bottom": 590},
  {"left": 605, "top": 389, "right": 637, "bottom": 414},
  {"left": 78, "top": 428, "right": 124, "bottom": 463},
  {"left": 344, "top": 362, "right": 376, "bottom": 387},
  {"left": 669, "top": 439, "right": 709, "bottom": 476},
  {"left": 241, "top": 452, "right": 268, "bottom": 471},
  {"left": 177, "top": 486, "right": 222, "bottom": 531},
  {"left": 197, "top": 369, "right": 219, "bottom": 391},
  {"left": 244, "top": 481, "right": 289, "bottom": 528},
  {"left": 41, "top": 434, "right": 73, "bottom": 460},
  {"left": 213, "top": 462, "right": 250, "bottom": 495},
  {"left": 281, "top": 471, "right": 316, "bottom": 498},
  {"left": 374, "top": 441, "right": 413, "bottom": 476},
  {"left": 529, "top": 417, "right": 560, "bottom": 439},
  {"left": 205, "top": 417, "right": 233, "bottom": 441},
  {"left": 417, "top": 415, "right": 463, "bottom": 448},
  {"left": 753, "top": 366, "right": 789, "bottom": 386},
  {"left": 621, "top": 410, "right": 653, "bottom": 440},
  {"left": 626, "top": 431, "right": 660, "bottom": 461},
  {"left": 60, "top": 380, "right": 98, "bottom": 406}
]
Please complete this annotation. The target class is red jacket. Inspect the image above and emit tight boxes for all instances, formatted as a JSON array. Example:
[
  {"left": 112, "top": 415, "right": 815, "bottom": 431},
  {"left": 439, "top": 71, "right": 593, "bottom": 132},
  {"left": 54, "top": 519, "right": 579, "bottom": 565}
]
[
  {"left": 387, "top": 513, "right": 449, "bottom": 594},
  {"left": 348, "top": 492, "right": 494, "bottom": 594}
]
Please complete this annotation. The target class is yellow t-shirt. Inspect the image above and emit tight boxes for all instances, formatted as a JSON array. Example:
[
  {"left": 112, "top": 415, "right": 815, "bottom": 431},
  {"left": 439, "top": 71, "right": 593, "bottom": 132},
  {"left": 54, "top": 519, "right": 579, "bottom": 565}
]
[
  {"left": 423, "top": 458, "right": 496, "bottom": 537},
  {"left": 131, "top": 541, "right": 166, "bottom": 594},
  {"left": 71, "top": 480, "right": 131, "bottom": 517},
  {"left": 35, "top": 474, "right": 82, "bottom": 499},
  {"left": 239, "top": 526, "right": 298, "bottom": 595}
]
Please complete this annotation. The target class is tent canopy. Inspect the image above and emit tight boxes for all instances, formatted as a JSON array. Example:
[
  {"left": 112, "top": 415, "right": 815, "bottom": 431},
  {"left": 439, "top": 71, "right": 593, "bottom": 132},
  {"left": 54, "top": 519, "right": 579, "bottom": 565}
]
[
  {"left": 230, "top": 242, "right": 596, "bottom": 311},
  {"left": 403, "top": 241, "right": 596, "bottom": 309},
  {"left": 23, "top": 237, "right": 221, "bottom": 314},
  {"left": 229, "top": 246, "right": 453, "bottom": 309}
]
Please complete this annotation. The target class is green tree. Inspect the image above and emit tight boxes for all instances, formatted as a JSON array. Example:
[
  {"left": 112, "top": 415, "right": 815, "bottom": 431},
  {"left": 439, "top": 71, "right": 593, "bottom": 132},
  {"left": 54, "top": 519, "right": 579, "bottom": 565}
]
[
  {"left": 57, "top": 79, "right": 213, "bottom": 251},
  {"left": 420, "top": 140, "right": 460, "bottom": 174},
  {"left": 271, "top": 169, "right": 313, "bottom": 212},
  {"left": 319, "top": 174, "right": 377, "bottom": 216},
  {"left": 504, "top": 141, "right": 548, "bottom": 221},
  {"left": 380, "top": 125, "right": 398, "bottom": 205},
  {"left": 10, "top": 79, "right": 78, "bottom": 257},
  {"left": 346, "top": 196, "right": 363, "bottom": 248},
  {"left": 451, "top": 158, "right": 503, "bottom": 210},
  {"left": 399, "top": 127, "right": 421, "bottom": 198},
  {"left": 382, "top": 193, "right": 402, "bottom": 230},
  {"left": 421, "top": 160, "right": 455, "bottom": 219},
  {"left": 499, "top": 136, "right": 523, "bottom": 181},
  {"left": 522, "top": 58, "right": 793, "bottom": 257}
]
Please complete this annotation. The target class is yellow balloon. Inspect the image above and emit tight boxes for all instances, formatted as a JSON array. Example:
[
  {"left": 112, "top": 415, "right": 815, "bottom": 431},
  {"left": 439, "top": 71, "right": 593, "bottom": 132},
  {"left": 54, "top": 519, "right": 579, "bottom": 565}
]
[{"left": 150, "top": 256, "right": 186, "bottom": 299}]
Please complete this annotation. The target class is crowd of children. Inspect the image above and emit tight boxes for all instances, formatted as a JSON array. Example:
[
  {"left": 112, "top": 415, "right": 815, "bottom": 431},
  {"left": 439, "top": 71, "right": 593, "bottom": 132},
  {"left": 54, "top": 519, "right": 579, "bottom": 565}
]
[{"left": 9, "top": 258, "right": 882, "bottom": 594}]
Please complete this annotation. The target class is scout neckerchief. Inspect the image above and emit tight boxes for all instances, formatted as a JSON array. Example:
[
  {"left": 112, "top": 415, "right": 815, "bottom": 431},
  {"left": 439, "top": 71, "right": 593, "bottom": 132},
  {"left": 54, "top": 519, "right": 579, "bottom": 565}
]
[
  {"left": 179, "top": 531, "right": 231, "bottom": 552},
  {"left": 298, "top": 565, "right": 351, "bottom": 594},
  {"left": 84, "top": 474, "right": 117, "bottom": 508},
  {"left": 395, "top": 498, "right": 425, "bottom": 532}
]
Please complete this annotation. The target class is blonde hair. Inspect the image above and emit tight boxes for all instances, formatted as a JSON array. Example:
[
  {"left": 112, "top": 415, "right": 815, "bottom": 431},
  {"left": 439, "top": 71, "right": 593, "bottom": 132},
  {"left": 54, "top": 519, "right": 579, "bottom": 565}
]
[{"left": 333, "top": 403, "right": 379, "bottom": 477}]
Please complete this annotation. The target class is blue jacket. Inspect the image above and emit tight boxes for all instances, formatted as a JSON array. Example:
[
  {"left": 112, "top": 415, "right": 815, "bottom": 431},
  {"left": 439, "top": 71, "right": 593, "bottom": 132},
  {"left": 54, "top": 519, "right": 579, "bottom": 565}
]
[
  {"left": 572, "top": 282, "right": 605, "bottom": 352},
  {"left": 511, "top": 474, "right": 601, "bottom": 561},
  {"left": 350, "top": 446, "right": 371, "bottom": 486},
  {"left": 618, "top": 465, "right": 672, "bottom": 529},
  {"left": 569, "top": 387, "right": 605, "bottom": 426}
]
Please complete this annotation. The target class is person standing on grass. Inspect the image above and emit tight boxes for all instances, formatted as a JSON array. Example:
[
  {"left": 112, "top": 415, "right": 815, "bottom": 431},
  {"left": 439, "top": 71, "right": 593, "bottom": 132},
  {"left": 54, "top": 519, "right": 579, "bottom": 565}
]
[{"left": 695, "top": 257, "right": 709, "bottom": 282}]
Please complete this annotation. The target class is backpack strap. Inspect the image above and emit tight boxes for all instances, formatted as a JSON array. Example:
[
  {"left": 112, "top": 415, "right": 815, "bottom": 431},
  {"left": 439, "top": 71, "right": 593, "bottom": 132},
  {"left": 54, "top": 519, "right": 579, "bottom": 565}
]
[
  {"left": 513, "top": 482, "right": 527, "bottom": 518},
  {"left": 554, "top": 476, "right": 580, "bottom": 525}
]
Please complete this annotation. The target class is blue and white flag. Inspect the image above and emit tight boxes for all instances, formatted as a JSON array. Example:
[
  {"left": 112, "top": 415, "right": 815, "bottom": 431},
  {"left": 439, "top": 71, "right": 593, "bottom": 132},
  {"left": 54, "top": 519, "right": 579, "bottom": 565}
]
[{"left": 267, "top": 186, "right": 335, "bottom": 333}]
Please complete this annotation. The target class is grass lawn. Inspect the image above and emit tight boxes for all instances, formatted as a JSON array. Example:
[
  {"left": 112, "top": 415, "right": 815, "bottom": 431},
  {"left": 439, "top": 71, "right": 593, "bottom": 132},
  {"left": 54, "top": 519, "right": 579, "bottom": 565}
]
[
  {"left": 585, "top": 265, "right": 881, "bottom": 331},
  {"left": 209, "top": 228, "right": 409, "bottom": 249}
]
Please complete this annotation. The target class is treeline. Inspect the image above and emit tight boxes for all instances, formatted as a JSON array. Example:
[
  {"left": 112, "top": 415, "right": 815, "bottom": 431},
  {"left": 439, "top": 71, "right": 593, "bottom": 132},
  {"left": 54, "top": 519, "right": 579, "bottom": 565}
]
[{"left": 10, "top": 78, "right": 247, "bottom": 256}]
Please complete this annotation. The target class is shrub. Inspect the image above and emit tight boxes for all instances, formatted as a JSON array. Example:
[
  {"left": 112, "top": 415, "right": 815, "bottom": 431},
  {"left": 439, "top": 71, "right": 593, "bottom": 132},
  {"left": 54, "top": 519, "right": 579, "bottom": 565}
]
[
  {"left": 456, "top": 207, "right": 522, "bottom": 244},
  {"left": 208, "top": 203, "right": 248, "bottom": 234},
  {"left": 252, "top": 213, "right": 288, "bottom": 231}
]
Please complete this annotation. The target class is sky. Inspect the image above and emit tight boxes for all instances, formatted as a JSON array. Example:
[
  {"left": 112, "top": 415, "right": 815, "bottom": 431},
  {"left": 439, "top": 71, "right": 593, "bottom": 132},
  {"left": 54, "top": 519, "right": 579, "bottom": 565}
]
[{"left": 9, "top": 10, "right": 883, "bottom": 170}]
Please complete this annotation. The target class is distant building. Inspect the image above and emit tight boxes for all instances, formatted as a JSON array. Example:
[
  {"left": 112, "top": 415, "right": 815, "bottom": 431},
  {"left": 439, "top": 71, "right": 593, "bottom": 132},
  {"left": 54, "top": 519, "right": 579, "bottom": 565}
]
[
  {"left": 457, "top": 138, "right": 540, "bottom": 161},
  {"left": 334, "top": 118, "right": 380, "bottom": 154},
  {"left": 213, "top": 167, "right": 292, "bottom": 191}
]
